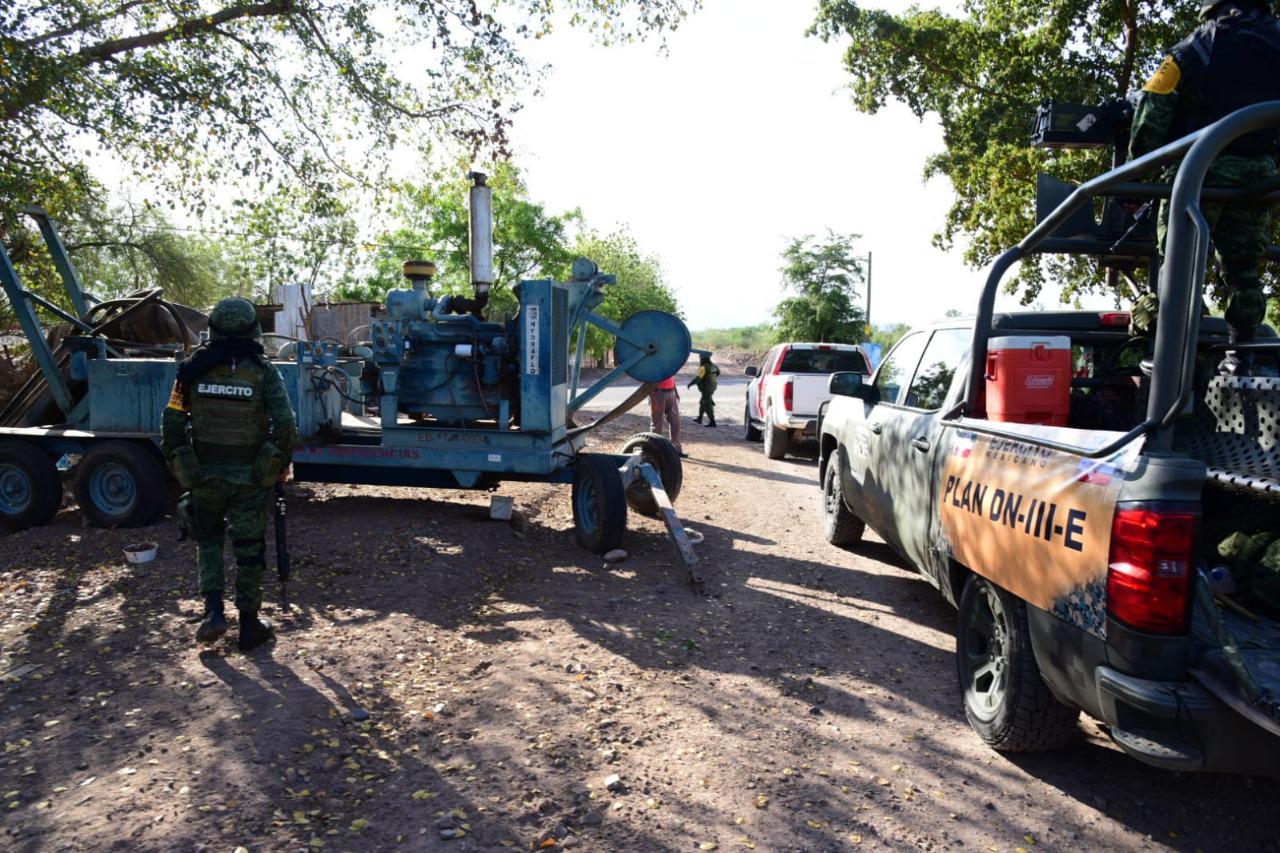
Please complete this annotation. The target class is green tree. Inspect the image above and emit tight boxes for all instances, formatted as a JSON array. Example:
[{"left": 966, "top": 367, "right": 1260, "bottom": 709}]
[
  {"left": 70, "top": 205, "right": 233, "bottom": 308},
  {"left": 1, "top": 1, "right": 696, "bottom": 213},
  {"left": 0, "top": 1, "right": 696, "bottom": 322},
  {"left": 773, "top": 230, "right": 866, "bottom": 343},
  {"left": 868, "top": 321, "right": 911, "bottom": 352},
  {"left": 218, "top": 188, "right": 361, "bottom": 301},
  {"left": 338, "top": 162, "right": 581, "bottom": 317},
  {"left": 573, "top": 229, "right": 680, "bottom": 364},
  {"left": 810, "top": 0, "right": 1208, "bottom": 306}
]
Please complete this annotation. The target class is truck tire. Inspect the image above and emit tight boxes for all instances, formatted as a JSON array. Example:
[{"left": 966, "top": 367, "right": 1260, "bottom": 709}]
[
  {"left": 74, "top": 441, "right": 167, "bottom": 528},
  {"left": 763, "top": 407, "right": 788, "bottom": 460},
  {"left": 742, "top": 402, "right": 761, "bottom": 442},
  {"left": 822, "top": 450, "right": 864, "bottom": 547},
  {"left": 956, "top": 575, "right": 1079, "bottom": 751},
  {"left": 0, "top": 441, "right": 63, "bottom": 531},
  {"left": 619, "top": 432, "right": 683, "bottom": 517},
  {"left": 572, "top": 453, "right": 627, "bottom": 554}
]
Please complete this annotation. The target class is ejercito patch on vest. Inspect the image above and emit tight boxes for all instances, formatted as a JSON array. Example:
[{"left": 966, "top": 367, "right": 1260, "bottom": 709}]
[{"left": 196, "top": 382, "right": 255, "bottom": 399}]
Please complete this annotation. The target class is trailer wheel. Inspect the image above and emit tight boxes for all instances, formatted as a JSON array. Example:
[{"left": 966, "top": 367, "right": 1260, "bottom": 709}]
[
  {"left": 742, "top": 402, "right": 761, "bottom": 442},
  {"left": 956, "top": 575, "right": 1079, "bottom": 751},
  {"left": 0, "top": 442, "right": 62, "bottom": 531},
  {"left": 572, "top": 453, "right": 627, "bottom": 555},
  {"left": 763, "top": 407, "right": 789, "bottom": 459},
  {"left": 74, "top": 441, "right": 167, "bottom": 528},
  {"left": 619, "top": 432, "right": 683, "bottom": 517}
]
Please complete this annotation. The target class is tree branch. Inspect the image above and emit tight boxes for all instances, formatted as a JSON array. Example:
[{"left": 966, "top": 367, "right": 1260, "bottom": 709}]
[
  {"left": 19, "top": 1, "right": 150, "bottom": 49},
  {"left": 73, "top": 1, "right": 296, "bottom": 66}
]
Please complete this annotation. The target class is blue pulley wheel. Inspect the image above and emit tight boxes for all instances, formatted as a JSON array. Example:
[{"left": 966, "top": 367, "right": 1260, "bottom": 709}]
[{"left": 613, "top": 310, "right": 692, "bottom": 383}]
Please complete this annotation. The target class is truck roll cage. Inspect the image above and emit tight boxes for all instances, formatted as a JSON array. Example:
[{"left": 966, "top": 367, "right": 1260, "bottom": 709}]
[{"left": 955, "top": 100, "right": 1280, "bottom": 458}]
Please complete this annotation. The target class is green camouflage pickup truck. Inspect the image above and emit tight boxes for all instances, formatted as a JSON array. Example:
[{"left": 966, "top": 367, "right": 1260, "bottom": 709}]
[{"left": 817, "top": 102, "right": 1280, "bottom": 776}]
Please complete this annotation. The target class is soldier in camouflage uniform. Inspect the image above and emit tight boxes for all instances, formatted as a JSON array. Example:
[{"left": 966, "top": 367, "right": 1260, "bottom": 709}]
[
  {"left": 687, "top": 353, "right": 720, "bottom": 427},
  {"left": 1128, "top": 0, "right": 1280, "bottom": 373},
  {"left": 162, "top": 297, "right": 298, "bottom": 651}
]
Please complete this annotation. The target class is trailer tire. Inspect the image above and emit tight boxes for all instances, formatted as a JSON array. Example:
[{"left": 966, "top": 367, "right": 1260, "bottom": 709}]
[
  {"left": 742, "top": 402, "right": 761, "bottom": 442},
  {"left": 619, "top": 432, "right": 683, "bottom": 517},
  {"left": 74, "top": 441, "right": 167, "bottom": 528},
  {"left": 763, "top": 407, "right": 788, "bottom": 460},
  {"left": 822, "top": 450, "right": 864, "bottom": 547},
  {"left": 572, "top": 453, "right": 627, "bottom": 555},
  {"left": 0, "top": 442, "right": 63, "bottom": 531},
  {"left": 956, "top": 575, "right": 1079, "bottom": 751}
]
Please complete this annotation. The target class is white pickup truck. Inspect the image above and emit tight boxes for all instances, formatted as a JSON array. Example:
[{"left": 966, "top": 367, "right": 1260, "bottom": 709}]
[{"left": 743, "top": 342, "right": 871, "bottom": 459}]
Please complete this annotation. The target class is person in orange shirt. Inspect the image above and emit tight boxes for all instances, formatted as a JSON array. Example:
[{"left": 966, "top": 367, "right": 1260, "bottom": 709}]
[{"left": 649, "top": 373, "right": 686, "bottom": 457}]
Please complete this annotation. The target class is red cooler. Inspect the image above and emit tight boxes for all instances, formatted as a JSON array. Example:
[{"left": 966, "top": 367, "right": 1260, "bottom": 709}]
[{"left": 984, "top": 335, "right": 1071, "bottom": 426}]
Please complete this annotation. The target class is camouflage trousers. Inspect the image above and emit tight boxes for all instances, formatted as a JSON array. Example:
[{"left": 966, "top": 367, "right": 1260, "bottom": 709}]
[
  {"left": 696, "top": 391, "right": 715, "bottom": 421},
  {"left": 191, "top": 479, "right": 271, "bottom": 611},
  {"left": 1147, "top": 155, "right": 1276, "bottom": 339}
]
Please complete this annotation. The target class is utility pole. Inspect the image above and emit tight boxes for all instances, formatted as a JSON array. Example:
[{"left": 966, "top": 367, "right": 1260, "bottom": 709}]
[
  {"left": 854, "top": 250, "right": 873, "bottom": 339},
  {"left": 865, "top": 250, "right": 872, "bottom": 336}
]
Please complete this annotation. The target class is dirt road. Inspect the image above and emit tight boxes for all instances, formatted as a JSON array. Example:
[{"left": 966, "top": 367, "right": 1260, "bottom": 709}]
[{"left": 1, "top": 371, "right": 1277, "bottom": 852}]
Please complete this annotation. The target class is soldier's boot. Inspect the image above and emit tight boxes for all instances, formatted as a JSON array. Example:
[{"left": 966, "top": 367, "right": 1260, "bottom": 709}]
[
  {"left": 237, "top": 609, "right": 275, "bottom": 651},
  {"left": 195, "top": 594, "right": 228, "bottom": 645},
  {"left": 707, "top": 414, "right": 717, "bottom": 427},
  {"left": 1220, "top": 280, "right": 1269, "bottom": 376},
  {"left": 693, "top": 415, "right": 702, "bottom": 424}
]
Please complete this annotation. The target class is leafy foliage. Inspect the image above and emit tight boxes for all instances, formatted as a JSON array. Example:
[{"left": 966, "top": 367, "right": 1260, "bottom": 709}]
[
  {"left": 335, "top": 162, "right": 581, "bottom": 318},
  {"left": 0, "top": 1, "right": 696, "bottom": 321},
  {"left": 867, "top": 321, "right": 911, "bottom": 351},
  {"left": 773, "top": 230, "right": 866, "bottom": 343},
  {"left": 573, "top": 228, "right": 680, "bottom": 364},
  {"left": 810, "top": 0, "right": 1212, "bottom": 305},
  {"left": 692, "top": 323, "right": 776, "bottom": 352}
]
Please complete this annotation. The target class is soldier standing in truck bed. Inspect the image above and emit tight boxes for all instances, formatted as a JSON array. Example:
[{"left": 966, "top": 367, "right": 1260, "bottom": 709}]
[{"left": 1127, "top": 0, "right": 1280, "bottom": 374}]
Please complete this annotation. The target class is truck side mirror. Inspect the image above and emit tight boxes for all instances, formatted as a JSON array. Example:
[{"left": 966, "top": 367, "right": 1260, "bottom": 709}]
[
  {"left": 829, "top": 371, "right": 876, "bottom": 403},
  {"left": 745, "top": 366, "right": 758, "bottom": 377}
]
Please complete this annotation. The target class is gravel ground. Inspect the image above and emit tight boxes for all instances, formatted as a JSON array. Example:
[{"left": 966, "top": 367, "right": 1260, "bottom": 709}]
[{"left": 1, "top": 385, "right": 1278, "bottom": 852}]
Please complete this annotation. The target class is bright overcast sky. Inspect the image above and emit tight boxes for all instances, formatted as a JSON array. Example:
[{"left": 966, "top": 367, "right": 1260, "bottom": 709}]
[{"left": 509, "top": 0, "right": 1111, "bottom": 331}]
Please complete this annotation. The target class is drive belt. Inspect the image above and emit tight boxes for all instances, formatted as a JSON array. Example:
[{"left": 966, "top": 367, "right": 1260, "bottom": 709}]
[{"left": 564, "top": 381, "right": 656, "bottom": 440}]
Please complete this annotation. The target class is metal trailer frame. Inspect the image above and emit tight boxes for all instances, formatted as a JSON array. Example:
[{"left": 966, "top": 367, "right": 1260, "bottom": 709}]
[
  {"left": 0, "top": 210, "right": 702, "bottom": 584},
  {"left": 951, "top": 101, "right": 1280, "bottom": 458}
]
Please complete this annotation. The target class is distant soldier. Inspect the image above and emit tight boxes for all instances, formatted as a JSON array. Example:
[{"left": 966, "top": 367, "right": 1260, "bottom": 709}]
[
  {"left": 688, "top": 352, "right": 720, "bottom": 427},
  {"left": 162, "top": 297, "right": 298, "bottom": 651},
  {"left": 1127, "top": 0, "right": 1280, "bottom": 374},
  {"left": 649, "top": 373, "right": 686, "bottom": 457}
]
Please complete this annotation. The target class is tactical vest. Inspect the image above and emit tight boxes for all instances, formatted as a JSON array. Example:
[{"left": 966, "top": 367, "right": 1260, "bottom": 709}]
[
  {"left": 1171, "top": 7, "right": 1280, "bottom": 156},
  {"left": 700, "top": 364, "right": 720, "bottom": 392},
  {"left": 190, "top": 358, "right": 270, "bottom": 464}
]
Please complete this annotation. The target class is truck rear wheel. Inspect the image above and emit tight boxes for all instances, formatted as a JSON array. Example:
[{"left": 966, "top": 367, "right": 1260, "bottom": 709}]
[
  {"left": 822, "top": 450, "right": 864, "bottom": 547},
  {"left": 572, "top": 453, "right": 627, "bottom": 554},
  {"left": 763, "top": 407, "right": 788, "bottom": 460},
  {"left": 619, "top": 432, "right": 682, "bottom": 517},
  {"left": 742, "top": 403, "right": 761, "bottom": 442},
  {"left": 0, "top": 441, "right": 62, "bottom": 531},
  {"left": 956, "top": 575, "right": 1079, "bottom": 751},
  {"left": 74, "top": 441, "right": 167, "bottom": 528}
]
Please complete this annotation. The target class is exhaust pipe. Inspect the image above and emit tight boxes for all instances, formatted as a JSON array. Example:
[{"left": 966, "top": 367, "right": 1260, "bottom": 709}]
[
  {"left": 439, "top": 171, "right": 494, "bottom": 319},
  {"left": 468, "top": 171, "right": 494, "bottom": 308}
]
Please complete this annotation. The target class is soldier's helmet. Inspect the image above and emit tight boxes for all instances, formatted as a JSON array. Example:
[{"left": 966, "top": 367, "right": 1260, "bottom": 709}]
[
  {"left": 208, "top": 297, "right": 262, "bottom": 340},
  {"left": 700, "top": 352, "right": 712, "bottom": 362},
  {"left": 1201, "top": 0, "right": 1270, "bottom": 18}
]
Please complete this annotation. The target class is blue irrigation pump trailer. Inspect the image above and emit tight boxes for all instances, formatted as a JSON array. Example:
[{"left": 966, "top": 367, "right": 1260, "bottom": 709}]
[{"left": 0, "top": 177, "right": 702, "bottom": 581}]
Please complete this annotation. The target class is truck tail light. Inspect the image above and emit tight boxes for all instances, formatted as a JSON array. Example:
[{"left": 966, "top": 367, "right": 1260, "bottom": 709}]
[
  {"left": 1099, "top": 312, "right": 1130, "bottom": 328},
  {"left": 783, "top": 379, "right": 793, "bottom": 412},
  {"left": 1106, "top": 508, "right": 1196, "bottom": 634}
]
